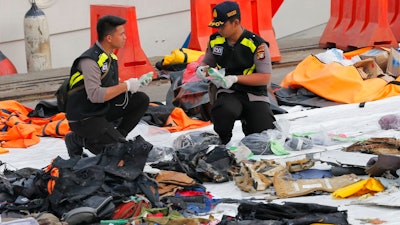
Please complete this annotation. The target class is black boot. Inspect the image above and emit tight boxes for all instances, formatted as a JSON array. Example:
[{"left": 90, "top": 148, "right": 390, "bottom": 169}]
[{"left": 65, "top": 132, "right": 86, "bottom": 159}]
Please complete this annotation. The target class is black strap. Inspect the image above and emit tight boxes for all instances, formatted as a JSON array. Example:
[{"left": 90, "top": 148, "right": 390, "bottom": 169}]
[
  {"left": 55, "top": 119, "right": 64, "bottom": 136},
  {"left": 180, "top": 48, "right": 188, "bottom": 63},
  {"left": 42, "top": 123, "right": 49, "bottom": 136},
  {"left": 388, "top": 80, "right": 400, "bottom": 86}
]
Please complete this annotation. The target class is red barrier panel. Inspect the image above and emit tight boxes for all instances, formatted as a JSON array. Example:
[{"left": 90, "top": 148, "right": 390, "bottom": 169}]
[
  {"left": 347, "top": 0, "right": 397, "bottom": 49},
  {"left": 188, "top": 0, "right": 281, "bottom": 62},
  {"left": 320, "top": 0, "right": 359, "bottom": 50},
  {"left": 318, "top": 0, "right": 341, "bottom": 49},
  {"left": 320, "top": 0, "right": 397, "bottom": 51},
  {"left": 0, "top": 51, "right": 17, "bottom": 76},
  {"left": 90, "top": 5, "right": 156, "bottom": 81},
  {"left": 388, "top": 0, "right": 400, "bottom": 42},
  {"left": 271, "top": 0, "right": 284, "bottom": 17}
]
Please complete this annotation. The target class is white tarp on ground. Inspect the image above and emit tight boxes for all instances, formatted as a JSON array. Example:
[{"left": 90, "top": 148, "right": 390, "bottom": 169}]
[{"left": 1, "top": 96, "right": 400, "bottom": 224}]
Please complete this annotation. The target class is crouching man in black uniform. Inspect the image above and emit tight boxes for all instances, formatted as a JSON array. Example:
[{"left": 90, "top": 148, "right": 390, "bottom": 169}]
[
  {"left": 196, "top": 1, "right": 276, "bottom": 145},
  {"left": 65, "top": 15, "right": 151, "bottom": 158}
]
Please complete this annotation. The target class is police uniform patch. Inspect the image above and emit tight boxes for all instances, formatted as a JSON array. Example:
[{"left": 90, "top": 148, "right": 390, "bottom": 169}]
[
  {"left": 101, "top": 62, "right": 108, "bottom": 73},
  {"left": 256, "top": 44, "right": 266, "bottom": 60},
  {"left": 213, "top": 46, "right": 224, "bottom": 56}
]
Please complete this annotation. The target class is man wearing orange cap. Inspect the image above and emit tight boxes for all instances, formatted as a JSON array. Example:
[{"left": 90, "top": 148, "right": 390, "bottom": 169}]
[{"left": 196, "top": 1, "right": 276, "bottom": 145}]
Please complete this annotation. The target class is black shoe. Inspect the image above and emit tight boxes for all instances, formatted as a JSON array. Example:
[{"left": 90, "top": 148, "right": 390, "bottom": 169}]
[
  {"left": 65, "top": 132, "right": 85, "bottom": 158},
  {"left": 219, "top": 136, "right": 231, "bottom": 145}
]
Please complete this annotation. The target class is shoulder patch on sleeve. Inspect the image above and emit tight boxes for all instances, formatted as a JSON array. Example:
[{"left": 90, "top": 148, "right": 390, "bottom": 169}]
[{"left": 256, "top": 43, "right": 266, "bottom": 60}]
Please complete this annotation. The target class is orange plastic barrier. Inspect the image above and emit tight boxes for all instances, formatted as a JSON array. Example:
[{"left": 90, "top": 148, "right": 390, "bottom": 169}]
[
  {"left": 388, "top": 0, "right": 400, "bottom": 42},
  {"left": 188, "top": 0, "right": 281, "bottom": 62},
  {"left": 0, "top": 51, "right": 17, "bottom": 76},
  {"left": 320, "top": 0, "right": 398, "bottom": 51},
  {"left": 318, "top": 0, "right": 345, "bottom": 50},
  {"left": 90, "top": 5, "right": 156, "bottom": 81}
]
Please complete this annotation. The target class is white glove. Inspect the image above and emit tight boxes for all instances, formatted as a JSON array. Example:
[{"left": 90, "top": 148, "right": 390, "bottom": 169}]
[
  {"left": 124, "top": 78, "right": 140, "bottom": 93},
  {"left": 208, "top": 67, "right": 238, "bottom": 89},
  {"left": 139, "top": 72, "right": 153, "bottom": 86},
  {"left": 195, "top": 65, "right": 209, "bottom": 80},
  {"left": 220, "top": 75, "right": 238, "bottom": 89}
]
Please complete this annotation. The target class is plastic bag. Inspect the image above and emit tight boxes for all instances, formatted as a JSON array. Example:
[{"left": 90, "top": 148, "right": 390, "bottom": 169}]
[
  {"left": 239, "top": 129, "right": 289, "bottom": 155},
  {"left": 147, "top": 146, "right": 175, "bottom": 163},
  {"left": 239, "top": 130, "right": 273, "bottom": 155},
  {"left": 285, "top": 136, "right": 314, "bottom": 151},
  {"left": 207, "top": 67, "right": 226, "bottom": 87},
  {"left": 315, "top": 48, "right": 361, "bottom": 66},
  {"left": 378, "top": 114, "right": 400, "bottom": 130},
  {"left": 172, "top": 131, "right": 221, "bottom": 150}
]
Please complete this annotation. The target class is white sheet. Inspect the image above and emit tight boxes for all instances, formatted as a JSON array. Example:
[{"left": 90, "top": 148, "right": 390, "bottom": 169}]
[{"left": 1, "top": 96, "right": 400, "bottom": 224}]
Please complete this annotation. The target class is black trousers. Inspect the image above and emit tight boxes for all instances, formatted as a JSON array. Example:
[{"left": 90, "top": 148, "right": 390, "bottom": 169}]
[
  {"left": 211, "top": 92, "right": 276, "bottom": 145},
  {"left": 69, "top": 91, "right": 149, "bottom": 154}
]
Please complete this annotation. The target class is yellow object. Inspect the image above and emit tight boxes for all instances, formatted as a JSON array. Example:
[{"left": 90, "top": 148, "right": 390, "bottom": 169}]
[
  {"left": 0, "top": 147, "right": 9, "bottom": 154},
  {"left": 162, "top": 48, "right": 204, "bottom": 66},
  {"left": 343, "top": 46, "right": 373, "bottom": 59},
  {"left": 332, "top": 177, "right": 385, "bottom": 198}
]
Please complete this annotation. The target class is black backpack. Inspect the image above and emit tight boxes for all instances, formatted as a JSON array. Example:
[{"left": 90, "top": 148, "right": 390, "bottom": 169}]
[{"left": 55, "top": 77, "right": 74, "bottom": 112}]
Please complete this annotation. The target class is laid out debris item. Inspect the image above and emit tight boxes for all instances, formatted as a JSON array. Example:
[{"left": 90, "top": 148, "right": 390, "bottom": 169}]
[
  {"left": 233, "top": 159, "right": 285, "bottom": 193},
  {"left": 62, "top": 196, "right": 114, "bottom": 225},
  {"left": 150, "top": 144, "right": 239, "bottom": 183},
  {"left": 281, "top": 53, "right": 400, "bottom": 104},
  {"left": 236, "top": 201, "right": 349, "bottom": 224},
  {"left": 351, "top": 186, "right": 400, "bottom": 208},
  {"left": 332, "top": 177, "right": 385, "bottom": 199},
  {"left": 356, "top": 218, "right": 387, "bottom": 225},
  {"left": 378, "top": 113, "right": 400, "bottom": 130},
  {"left": 156, "top": 48, "right": 204, "bottom": 72},
  {"left": 273, "top": 170, "right": 360, "bottom": 198},
  {"left": 228, "top": 145, "right": 254, "bottom": 162},
  {"left": 308, "top": 150, "right": 371, "bottom": 168},
  {"left": 33, "top": 212, "right": 67, "bottom": 225},
  {"left": 285, "top": 136, "right": 314, "bottom": 151},
  {"left": 172, "top": 131, "right": 221, "bottom": 150},
  {"left": 155, "top": 170, "right": 197, "bottom": 198},
  {"left": 0, "top": 217, "right": 41, "bottom": 225},
  {"left": 330, "top": 165, "right": 367, "bottom": 176},
  {"left": 343, "top": 137, "right": 400, "bottom": 154},
  {"left": 290, "top": 168, "right": 333, "bottom": 180},
  {"left": 161, "top": 186, "right": 215, "bottom": 216},
  {"left": 239, "top": 129, "right": 289, "bottom": 155},
  {"left": 285, "top": 158, "right": 315, "bottom": 172},
  {"left": 111, "top": 195, "right": 151, "bottom": 220},
  {"left": 168, "top": 70, "right": 212, "bottom": 121},
  {"left": 0, "top": 100, "right": 69, "bottom": 148},
  {"left": 365, "top": 153, "right": 400, "bottom": 177},
  {"left": 0, "top": 136, "right": 160, "bottom": 224}
]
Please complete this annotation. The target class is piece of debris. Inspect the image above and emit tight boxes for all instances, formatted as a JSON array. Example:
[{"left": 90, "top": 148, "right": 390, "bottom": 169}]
[{"left": 356, "top": 218, "right": 387, "bottom": 224}]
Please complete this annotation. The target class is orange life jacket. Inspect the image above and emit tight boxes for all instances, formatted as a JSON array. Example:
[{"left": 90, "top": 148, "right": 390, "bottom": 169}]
[
  {"left": 0, "top": 100, "right": 70, "bottom": 149},
  {"left": 164, "top": 107, "right": 211, "bottom": 132}
]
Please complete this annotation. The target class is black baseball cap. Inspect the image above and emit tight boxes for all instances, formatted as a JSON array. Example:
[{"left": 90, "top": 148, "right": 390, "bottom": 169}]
[{"left": 208, "top": 1, "right": 241, "bottom": 28}]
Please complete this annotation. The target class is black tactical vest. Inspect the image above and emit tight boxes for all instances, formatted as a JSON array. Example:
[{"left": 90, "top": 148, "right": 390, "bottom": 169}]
[
  {"left": 209, "top": 30, "right": 269, "bottom": 96},
  {"left": 66, "top": 44, "right": 119, "bottom": 121}
]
